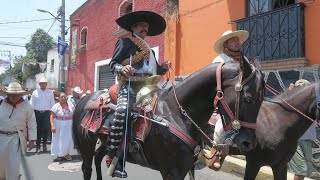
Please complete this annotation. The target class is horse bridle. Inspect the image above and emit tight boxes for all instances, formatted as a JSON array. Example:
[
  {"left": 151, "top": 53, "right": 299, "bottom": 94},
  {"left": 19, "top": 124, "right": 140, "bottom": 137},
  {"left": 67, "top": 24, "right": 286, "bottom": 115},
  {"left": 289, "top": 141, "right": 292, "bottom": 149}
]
[
  {"left": 213, "top": 61, "right": 258, "bottom": 144},
  {"left": 171, "top": 61, "right": 258, "bottom": 147}
]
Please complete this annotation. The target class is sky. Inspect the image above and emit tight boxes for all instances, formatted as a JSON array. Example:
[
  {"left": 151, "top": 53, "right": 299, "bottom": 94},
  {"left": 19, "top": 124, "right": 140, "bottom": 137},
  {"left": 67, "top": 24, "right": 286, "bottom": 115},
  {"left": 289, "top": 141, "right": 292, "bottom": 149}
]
[{"left": 0, "top": 0, "right": 87, "bottom": 62}]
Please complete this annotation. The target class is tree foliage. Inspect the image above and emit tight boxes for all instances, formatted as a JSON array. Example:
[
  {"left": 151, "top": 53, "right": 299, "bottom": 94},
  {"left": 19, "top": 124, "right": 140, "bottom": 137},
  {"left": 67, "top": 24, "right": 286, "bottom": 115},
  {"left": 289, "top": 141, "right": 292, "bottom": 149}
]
[
  {"left": 25, "top": 28, "right": 56, "bottom": 62},
  {"left": 1, "top": 29, "right": 55, "bottom": 84}
]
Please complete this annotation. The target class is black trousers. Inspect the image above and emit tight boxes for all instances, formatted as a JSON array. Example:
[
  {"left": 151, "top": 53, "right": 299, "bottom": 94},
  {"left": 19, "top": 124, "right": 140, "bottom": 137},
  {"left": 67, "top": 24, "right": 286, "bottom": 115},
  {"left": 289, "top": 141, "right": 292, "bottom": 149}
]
[
  {"left": 34, "top": 110, "right": 51, "bottom": 148},
  {"left": 108, "top": 83, "right": 142, "bottom": 158}
]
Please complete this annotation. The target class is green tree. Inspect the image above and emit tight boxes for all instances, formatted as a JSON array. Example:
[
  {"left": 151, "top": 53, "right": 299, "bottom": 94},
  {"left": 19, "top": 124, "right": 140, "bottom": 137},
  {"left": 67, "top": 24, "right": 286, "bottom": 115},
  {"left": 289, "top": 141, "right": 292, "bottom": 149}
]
[
  {"left": 0, "top": 29, "right": 55, "bottom": 84},
  {"left": 25, "top": 28, "right": 56, "bottom": 63}
]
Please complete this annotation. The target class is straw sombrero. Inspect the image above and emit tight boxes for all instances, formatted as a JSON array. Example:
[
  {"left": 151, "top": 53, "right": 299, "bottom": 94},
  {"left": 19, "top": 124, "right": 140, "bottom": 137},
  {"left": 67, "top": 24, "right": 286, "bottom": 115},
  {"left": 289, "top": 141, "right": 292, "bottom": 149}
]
[
  {"left": 39, "top": 77, "right": 48, "bottom": 83},
  {"left": 116, "top": 11, "right": 166, "bottom": 36},
  {"left": 294, "top": 79, "right": 310, "bottom": 86},
  {"left": 214, "top": 30, "right": 249, "bottom": 54},
  {"left": 4, "top": 82, "right": 26, "bottom": 94},
  {"left": 72, "top": 86, "right": 83, "bottom": 94}
]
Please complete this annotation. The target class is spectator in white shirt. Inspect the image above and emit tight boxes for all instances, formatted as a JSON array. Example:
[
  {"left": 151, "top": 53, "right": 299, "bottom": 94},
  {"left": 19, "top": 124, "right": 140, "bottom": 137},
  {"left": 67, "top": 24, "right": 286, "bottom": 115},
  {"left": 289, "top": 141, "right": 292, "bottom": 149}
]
[
  {"left": 30, "top": 77, "right": 55, "bottom": 154},
  {"left": 67, "top": 86, "right": 83, "bottom": 107}
]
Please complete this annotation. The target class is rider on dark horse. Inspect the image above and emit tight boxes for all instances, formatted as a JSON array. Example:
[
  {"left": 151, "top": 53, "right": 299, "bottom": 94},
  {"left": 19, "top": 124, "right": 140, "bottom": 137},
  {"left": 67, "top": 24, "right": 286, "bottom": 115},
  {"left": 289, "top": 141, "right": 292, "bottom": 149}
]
[
  {"left": 209, "top": 29, "right": 250, "bottom": 170},
  {"left": 108, "top": 11, "right": 171, "bottom": 178}
]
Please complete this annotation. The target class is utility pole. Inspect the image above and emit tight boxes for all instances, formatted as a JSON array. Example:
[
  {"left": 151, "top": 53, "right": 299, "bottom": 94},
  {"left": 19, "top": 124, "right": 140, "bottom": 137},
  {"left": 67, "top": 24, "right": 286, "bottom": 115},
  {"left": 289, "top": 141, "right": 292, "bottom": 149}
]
[
  {"left": 0, "top": 50, "right": 12, "bottom": 68},
  {"left": 60, "top": 0, "right": 66, "bottom": 92}
]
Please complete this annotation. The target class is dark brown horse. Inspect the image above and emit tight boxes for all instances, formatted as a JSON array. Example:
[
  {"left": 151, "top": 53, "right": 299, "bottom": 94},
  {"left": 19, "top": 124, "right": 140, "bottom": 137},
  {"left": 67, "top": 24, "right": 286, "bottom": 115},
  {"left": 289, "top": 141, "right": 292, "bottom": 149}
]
[
  {"left": 72, "top": 57, "right": 265, "bottom": 180},
  {"left": 213, "top": 83, "right": 319, "bottom": 180}
]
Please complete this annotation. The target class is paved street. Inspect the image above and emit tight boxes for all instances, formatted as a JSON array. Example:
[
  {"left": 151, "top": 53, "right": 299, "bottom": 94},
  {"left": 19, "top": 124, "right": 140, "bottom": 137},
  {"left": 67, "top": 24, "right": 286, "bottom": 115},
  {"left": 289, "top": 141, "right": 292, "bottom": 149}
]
[{"left": 20, "top": 145, "right": 241, "bottom": 180}]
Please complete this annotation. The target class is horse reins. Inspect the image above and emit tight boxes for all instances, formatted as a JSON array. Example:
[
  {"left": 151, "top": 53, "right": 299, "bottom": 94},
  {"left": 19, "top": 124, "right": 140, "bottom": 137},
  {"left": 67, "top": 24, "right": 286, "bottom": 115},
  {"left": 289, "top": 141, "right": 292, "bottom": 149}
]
[
  {"left": 170, "top": 61, "right": 258, "bottom": 147},
  {"left": 265, "top": 84, "right": 320, "bottom": 127}
]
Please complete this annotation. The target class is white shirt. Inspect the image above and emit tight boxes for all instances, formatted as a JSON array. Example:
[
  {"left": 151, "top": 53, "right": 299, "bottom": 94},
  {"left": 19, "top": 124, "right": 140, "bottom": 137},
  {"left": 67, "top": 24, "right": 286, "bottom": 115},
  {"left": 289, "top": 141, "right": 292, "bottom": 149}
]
[
  {"left": 212, "top": 53, "right": 236, "bottom": 63},
  {"left": 0, "top": 99, "right": 37, "bottom": 140},
  {"left": 30, "top": 89, "right": 55, "bottom": 111}
]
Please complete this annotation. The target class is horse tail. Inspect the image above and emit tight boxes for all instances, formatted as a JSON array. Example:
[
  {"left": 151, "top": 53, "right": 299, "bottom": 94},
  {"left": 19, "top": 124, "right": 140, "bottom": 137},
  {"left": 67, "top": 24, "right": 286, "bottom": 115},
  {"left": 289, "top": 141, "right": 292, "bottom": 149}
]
[
  {"left": 72, "top": 103, "right": 82, "bottom": 154},
  {"left": 72, "top": 96, "right": 90, "bottom": 155}
]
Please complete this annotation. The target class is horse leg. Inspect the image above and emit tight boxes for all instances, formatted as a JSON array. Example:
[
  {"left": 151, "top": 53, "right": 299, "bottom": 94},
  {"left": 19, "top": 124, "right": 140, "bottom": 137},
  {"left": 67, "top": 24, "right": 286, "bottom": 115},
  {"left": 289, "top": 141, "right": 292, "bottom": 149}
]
[
  {"left": 188, "top": 166, "right": 195, "bottom": 180},
  {"left": 94, "top": 144, "right": 107, "bottom": 180},
  {"left": 244, "top": 160, "right": 261, "bottom": 180},
  {"left": 271, "top": 164, "right": 288, "bottom": 180},
  {"left": 79, "top": 137, "right": 97, "bottom": 180}
]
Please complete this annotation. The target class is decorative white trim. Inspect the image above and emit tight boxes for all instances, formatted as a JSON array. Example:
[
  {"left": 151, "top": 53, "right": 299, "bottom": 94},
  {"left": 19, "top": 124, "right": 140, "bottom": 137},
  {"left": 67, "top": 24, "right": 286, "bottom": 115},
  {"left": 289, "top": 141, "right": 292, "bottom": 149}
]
[{"left": 94, "top": 58, "right": 111, "bottom": 91}]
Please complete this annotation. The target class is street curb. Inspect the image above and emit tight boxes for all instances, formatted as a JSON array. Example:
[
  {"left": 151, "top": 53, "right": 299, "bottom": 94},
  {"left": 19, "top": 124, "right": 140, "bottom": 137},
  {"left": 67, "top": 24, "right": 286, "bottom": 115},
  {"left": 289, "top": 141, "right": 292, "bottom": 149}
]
[{"left": 219, "top": 156, "right": 312, "bottom": 180}]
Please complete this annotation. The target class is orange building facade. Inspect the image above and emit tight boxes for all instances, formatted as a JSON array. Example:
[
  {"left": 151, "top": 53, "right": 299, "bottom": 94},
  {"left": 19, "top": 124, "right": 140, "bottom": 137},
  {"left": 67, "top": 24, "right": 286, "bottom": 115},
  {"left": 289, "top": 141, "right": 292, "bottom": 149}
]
[{"left": 165, "top": 0, "right": 320, "bottom": 76}]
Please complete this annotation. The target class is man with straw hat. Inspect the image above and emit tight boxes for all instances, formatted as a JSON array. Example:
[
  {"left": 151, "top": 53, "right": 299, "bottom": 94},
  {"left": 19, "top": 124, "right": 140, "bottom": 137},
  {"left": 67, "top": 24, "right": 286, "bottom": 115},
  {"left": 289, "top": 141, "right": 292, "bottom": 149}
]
[
  {"left": 212, "top": 30, "right": 249, "bottom": 63},
  {"left": 68, "top": 86, "right": 83, "bottom": 106},
  {"left": 108, "top": 10, "right": 171, "bottom": 178},
  {"left": 30, "top": 77, "right": 55, "bottom": 154},
  {"left": 207, "top": 30, "right": 250, "bottom": 170},
  {"left": 0, "top": 82, "right": 37, "bottom": 180}
]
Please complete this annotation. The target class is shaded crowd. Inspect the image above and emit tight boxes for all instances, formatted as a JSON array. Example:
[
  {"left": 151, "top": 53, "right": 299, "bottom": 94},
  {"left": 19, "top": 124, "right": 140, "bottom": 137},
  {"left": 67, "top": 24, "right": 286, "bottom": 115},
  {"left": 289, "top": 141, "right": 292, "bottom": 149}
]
[{"left": 0, "top": 77, "right": 90, "bottom": 179}]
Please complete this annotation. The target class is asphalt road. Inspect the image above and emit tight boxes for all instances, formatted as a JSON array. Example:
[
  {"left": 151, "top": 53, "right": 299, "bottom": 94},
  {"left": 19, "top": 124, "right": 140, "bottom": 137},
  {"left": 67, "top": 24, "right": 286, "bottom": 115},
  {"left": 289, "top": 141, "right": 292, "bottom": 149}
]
[{"left": 19, "top": 145, "right": 242, "bottom": 180}]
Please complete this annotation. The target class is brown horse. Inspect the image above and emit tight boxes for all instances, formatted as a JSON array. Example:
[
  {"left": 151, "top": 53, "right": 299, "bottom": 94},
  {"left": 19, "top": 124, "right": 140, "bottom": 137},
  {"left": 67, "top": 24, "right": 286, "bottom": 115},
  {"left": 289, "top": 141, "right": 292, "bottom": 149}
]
[
  {"left": 204, "top": 83, "right": 319, "bottom": 180},
  {"left": 72, "top": 57, "right": 265, "bottom": 180}
]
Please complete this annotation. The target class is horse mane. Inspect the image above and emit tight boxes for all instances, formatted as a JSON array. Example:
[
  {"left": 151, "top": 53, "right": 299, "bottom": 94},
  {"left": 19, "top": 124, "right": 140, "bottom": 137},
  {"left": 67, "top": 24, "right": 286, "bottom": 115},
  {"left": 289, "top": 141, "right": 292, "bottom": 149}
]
[
  {"left": 268, "top": 83, "right": 316, "bottom": 103},
  {"left": 162, "top": 62, "right": 241, "bottom": 97}
]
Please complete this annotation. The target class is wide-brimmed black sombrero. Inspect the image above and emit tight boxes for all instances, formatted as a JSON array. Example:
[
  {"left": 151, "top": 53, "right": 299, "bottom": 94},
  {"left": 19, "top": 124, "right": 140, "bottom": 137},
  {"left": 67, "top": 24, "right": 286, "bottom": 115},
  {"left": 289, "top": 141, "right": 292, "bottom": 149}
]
[{"left": 116, "top": 11, "right": 166, "bottom": 36}]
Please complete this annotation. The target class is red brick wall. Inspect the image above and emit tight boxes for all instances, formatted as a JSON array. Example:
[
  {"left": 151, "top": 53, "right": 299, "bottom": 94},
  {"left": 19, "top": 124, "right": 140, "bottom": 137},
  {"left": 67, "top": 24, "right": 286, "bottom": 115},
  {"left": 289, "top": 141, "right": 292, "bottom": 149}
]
[{"left": 67, "top": 0, "right": 166, "bottom": 95}]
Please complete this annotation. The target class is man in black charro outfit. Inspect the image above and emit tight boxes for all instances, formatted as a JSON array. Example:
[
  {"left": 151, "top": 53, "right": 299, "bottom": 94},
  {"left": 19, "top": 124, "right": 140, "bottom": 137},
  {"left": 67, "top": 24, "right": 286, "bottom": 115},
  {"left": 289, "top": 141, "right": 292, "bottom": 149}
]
[{"left": 108, "top": 11, "right": 171, "bottom": 178}]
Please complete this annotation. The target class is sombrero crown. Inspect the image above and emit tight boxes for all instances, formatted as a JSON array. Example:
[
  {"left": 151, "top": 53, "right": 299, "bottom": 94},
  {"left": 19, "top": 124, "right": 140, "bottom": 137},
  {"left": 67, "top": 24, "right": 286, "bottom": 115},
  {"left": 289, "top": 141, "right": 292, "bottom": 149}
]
[
  {"left": 214, "top": 30, "right": 249, "bottom": 53},
  {"left": 4, "top": 82, "right": 26, "bottom": 94},
  {"left": 116, "top": 11, "right": 166, "bottom": 36}
]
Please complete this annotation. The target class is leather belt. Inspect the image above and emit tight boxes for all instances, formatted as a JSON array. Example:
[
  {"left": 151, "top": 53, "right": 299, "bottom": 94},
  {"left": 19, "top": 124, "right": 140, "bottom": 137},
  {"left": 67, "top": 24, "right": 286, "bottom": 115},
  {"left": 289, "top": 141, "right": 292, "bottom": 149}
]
[
  {"left": 0, "top": 130, "right": 18, "bottom": 135},
  {"left": 124, "top": 75, "right": 150, "bottom": 82},
  {"left": 35, "top": 110, "right": 50, "bottom": 113}
]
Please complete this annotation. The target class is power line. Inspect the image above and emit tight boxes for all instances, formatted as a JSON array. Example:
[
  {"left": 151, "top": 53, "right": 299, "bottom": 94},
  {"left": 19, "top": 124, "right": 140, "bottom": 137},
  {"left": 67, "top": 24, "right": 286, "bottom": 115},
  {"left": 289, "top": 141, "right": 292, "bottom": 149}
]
[
  {"left": 47, "top": 19, "right": 57, "bottom": 33},
  {"left": 0, "top": 18, "right": 55, "bottom": 25},
  {"left": 0, "top": 37, "right": 26, "bottom": 39},
  {"left": 0, "top": 42, "right": 25, "bottom": 47}
]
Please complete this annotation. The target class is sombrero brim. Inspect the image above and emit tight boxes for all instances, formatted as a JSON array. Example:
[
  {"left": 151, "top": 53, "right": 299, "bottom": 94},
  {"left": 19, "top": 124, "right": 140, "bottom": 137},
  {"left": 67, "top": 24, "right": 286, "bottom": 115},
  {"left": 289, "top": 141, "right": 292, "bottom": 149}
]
[
  {"left": 214, "top": 30, "right": 249, "bottom": 54},
  {"left": 0, "top": 90, "right": 26, "bottom": 96},
  {"left": 116, "top": 11, "right": 166, "bottom": 36}
]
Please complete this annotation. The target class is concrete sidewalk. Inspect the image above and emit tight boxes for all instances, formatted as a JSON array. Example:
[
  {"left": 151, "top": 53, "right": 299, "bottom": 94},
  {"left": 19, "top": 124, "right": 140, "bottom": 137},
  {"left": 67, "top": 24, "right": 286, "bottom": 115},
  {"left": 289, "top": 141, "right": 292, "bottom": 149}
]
[{"left": 220, "top": 156, "right": 313, "bottom": 180}]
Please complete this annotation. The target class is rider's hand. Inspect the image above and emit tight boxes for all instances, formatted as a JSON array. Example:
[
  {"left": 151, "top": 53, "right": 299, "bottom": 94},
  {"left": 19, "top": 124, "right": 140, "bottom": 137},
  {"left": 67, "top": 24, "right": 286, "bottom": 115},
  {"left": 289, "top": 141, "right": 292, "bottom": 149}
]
[
  {"left": 121, "top": 65, "right": 135, "bottom": 77},
  {"left": 162, "top": 61, "right": 172, "bottom": 70}
]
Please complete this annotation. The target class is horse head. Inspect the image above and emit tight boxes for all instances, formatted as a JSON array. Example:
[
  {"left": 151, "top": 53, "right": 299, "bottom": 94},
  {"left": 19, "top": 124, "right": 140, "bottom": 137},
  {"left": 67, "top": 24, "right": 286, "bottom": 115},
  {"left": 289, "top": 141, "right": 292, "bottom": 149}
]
[
  {"left": 215, "top": 55, "right": 265, "bottom": 151},
  {"left": 165, "top": 54, "right": 265, "bottom": 152}
]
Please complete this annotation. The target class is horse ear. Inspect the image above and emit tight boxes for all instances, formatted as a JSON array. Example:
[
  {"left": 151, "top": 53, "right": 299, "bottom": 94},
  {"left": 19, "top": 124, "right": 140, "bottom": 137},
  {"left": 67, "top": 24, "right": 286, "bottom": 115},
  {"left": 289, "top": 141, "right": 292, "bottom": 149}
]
[
  {"left": 240, "top": 54, "right": 252, "bottom": 78},
  {"left": 252, "top": 56, "right": 261, "bottom": 70}
]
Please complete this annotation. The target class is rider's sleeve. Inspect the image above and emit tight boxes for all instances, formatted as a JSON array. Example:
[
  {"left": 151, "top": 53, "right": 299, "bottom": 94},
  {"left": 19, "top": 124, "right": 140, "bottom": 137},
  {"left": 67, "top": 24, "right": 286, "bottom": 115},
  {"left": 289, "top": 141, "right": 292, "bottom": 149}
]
[
  {"left": 109, "top": 39, "right": 126, "bottom": 75},
  {"left": 153, "top": 50, "right": 168, "bottom": 75}
]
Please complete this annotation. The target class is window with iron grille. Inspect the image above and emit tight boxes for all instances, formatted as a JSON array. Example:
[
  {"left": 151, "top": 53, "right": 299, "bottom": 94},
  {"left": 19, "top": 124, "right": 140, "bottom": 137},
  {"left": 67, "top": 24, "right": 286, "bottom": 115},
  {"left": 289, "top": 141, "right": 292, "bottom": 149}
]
[
  {"left": 247, "top": 0, "right": 296, "bottom": 16},
  {"left": 237, "top": 1, "right": 304, "bottom": 62}
]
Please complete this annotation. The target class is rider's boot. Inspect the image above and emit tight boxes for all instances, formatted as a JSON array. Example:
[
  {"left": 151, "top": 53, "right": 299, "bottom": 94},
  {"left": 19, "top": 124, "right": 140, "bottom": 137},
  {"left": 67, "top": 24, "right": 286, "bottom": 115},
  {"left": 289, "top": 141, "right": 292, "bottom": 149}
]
[
  {"left": 113, "top": 147, "right": 128, "bottom": 178},
  {"left": 211, "top": 146, "right": 229, "bottom": 171},
  {"left": 105, "top": 144, "right": 128, "bottom": 178}
]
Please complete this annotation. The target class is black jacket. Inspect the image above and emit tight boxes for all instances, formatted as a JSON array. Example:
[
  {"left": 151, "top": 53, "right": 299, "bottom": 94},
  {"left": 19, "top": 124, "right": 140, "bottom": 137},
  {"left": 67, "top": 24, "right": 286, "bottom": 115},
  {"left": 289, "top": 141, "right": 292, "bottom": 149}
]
[{"left": 109, "top": 38, "right": 166, "bottom": 75}]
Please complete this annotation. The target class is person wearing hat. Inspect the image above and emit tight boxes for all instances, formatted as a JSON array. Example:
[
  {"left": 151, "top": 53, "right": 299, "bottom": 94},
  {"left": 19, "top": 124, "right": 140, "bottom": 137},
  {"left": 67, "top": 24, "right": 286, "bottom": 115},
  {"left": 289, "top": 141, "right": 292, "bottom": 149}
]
[
  {"left": 67, "top": 86, "right": 83, "bottom": 107},
  {"left": 0, "top": 82, "right": 37, "bottom": 180},
  {"left": 288, "top": 79, "right": 320, "bottom": 180},
  {"left": 212, "top": 30, "right": 249, "bottom": 63},
  {"left": 207, "top": 30, "right": 250, "bottom": 170},
  {"left": 30, "top": 77, "right": 55, "bottom": 154},
  {"left": 108, "top": 11, "right": 171, "bottom": 178}
]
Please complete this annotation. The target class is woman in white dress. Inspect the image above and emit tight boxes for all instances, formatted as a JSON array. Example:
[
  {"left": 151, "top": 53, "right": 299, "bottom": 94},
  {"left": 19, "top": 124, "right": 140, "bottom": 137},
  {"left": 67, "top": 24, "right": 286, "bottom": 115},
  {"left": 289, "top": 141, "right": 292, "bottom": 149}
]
[{"left": 50, "top": 92, "right": 75, "bottom": 161}]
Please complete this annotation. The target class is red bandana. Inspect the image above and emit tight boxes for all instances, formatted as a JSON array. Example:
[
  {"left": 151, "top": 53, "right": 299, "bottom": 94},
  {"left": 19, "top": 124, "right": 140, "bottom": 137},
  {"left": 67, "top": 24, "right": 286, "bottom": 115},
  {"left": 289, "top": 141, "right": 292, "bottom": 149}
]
[{"left": 5, "top": 97, "right": 24, "bottom": 108}]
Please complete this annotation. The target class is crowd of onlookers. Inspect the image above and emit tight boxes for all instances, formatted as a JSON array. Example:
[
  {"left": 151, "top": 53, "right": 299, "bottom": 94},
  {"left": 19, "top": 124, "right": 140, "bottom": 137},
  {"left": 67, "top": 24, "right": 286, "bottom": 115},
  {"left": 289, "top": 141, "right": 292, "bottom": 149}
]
[{"left": 0, "top": 77, "right": 91, "bottom": 163}]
